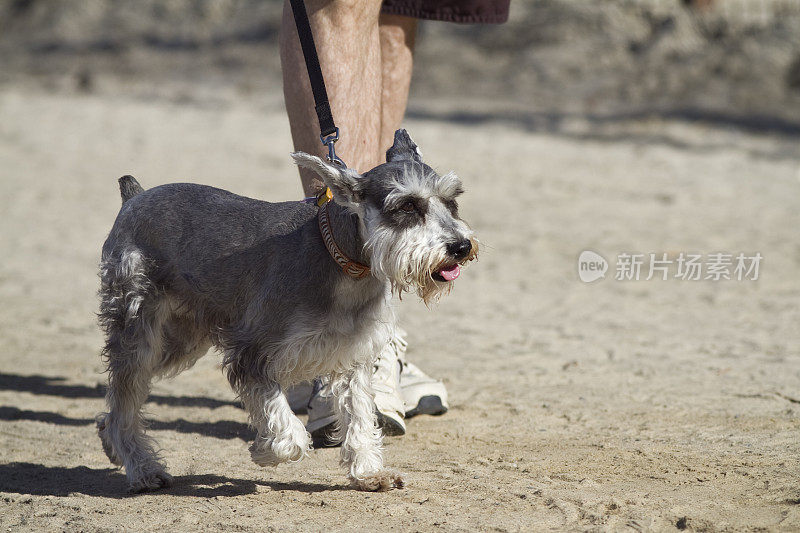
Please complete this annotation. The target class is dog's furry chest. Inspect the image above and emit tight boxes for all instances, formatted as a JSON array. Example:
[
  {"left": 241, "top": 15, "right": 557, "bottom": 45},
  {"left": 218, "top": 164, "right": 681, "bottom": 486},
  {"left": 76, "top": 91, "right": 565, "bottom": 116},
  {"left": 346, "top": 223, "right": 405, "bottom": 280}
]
[{"left": 264, "top": 278, "right": 394, "bottom": 384}]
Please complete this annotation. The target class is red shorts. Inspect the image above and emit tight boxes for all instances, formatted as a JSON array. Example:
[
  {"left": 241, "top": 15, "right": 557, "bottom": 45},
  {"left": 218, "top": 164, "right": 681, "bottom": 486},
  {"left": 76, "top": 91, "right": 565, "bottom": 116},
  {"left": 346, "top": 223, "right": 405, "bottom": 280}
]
[{"left": 381, "top": 0, "right": 510, "bottom": 24}]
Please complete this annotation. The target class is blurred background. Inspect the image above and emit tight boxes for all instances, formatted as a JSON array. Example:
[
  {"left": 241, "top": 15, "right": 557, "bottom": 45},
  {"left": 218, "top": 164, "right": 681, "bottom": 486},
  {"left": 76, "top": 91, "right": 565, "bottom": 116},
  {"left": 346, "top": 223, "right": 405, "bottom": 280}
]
[{"left": 2, "top": 0, "right": 800, "bottom": 121}]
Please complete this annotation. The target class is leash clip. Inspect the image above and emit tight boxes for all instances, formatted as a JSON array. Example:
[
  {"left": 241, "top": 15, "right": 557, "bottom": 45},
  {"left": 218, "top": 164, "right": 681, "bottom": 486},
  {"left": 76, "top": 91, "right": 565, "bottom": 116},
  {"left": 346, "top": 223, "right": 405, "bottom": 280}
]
[{"left": 321, "top": 128, "right": 346, "bottom": 168}]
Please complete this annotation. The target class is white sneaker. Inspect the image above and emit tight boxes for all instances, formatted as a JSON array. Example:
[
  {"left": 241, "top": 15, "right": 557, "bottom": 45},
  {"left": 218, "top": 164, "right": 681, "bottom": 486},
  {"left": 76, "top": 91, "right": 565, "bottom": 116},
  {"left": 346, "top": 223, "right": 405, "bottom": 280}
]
[
  {"left": 286, "top": 380, "right": 314, "bottom": 414},
  {"left": 305, "top": 377, "right": 338, "bottom": 446},
  {"left": 301, "top": 328, "right": 448, "bottom": 445},
  {"left": 304, "top": 339, "right": 408, "bottom": 446},
  {"left": 371, "top": 334, "right": 407, "bottom": 437},
  {"left": 392, "top": 328, "right": 449, "bottom": 417},
  {"left": 400, "top": 360, "right": 449, "bottom": 418}
]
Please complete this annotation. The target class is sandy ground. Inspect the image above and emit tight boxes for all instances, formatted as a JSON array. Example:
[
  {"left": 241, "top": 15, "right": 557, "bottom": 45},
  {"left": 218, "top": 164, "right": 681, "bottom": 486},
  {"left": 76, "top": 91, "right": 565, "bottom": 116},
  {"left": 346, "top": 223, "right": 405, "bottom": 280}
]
[{"left": 1, "top": 86, "right": 800, "bottom": 532}]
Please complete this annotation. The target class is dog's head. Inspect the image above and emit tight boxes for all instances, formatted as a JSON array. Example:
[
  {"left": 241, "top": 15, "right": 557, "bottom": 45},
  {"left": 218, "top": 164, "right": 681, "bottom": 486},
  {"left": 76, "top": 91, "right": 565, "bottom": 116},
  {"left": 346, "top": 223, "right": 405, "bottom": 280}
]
[{"left": 292, "top": 129, "right": 477, "bottom": 303}]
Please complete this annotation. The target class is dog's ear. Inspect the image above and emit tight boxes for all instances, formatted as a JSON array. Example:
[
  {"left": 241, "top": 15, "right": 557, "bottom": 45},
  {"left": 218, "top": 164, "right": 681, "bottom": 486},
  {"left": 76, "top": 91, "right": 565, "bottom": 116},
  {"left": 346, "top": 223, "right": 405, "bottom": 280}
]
[
  {"left": 291, "top": 152, "right": 365, "bottom": 206},
  {"left": 386, "top": 129, "right": 422, "bottom": 163}
]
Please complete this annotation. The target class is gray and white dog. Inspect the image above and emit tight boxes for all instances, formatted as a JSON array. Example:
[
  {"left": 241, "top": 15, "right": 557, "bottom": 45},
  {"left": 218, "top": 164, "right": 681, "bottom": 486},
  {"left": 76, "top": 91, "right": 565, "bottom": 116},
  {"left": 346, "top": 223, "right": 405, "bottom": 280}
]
[{"left": 95, "top": 129, "right": 477, "bottom": 493}]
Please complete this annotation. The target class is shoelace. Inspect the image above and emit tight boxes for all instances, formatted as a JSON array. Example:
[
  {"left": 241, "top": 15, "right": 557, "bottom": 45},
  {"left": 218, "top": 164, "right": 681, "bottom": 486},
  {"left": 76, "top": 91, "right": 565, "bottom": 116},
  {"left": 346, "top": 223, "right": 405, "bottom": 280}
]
[{"left": 372, "top": 337, "right": 404, "bottom": 393}]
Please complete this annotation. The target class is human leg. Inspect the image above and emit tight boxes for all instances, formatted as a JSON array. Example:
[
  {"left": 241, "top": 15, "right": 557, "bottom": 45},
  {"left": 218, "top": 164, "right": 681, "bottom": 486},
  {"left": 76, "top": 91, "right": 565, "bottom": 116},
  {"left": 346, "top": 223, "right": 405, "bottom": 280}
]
[
  {"left": 377, "top": 13, "right": 418, "bottom": 153},
  {"left": 280, "top": 0, "right": 384, "bottom": 196}
]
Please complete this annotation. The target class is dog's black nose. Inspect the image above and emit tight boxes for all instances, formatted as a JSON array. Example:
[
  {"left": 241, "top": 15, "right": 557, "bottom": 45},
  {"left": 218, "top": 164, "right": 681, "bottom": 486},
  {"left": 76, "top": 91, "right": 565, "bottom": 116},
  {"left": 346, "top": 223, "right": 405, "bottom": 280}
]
[{"left": 447, "top": 239, "right": 472, "bottom": 260}]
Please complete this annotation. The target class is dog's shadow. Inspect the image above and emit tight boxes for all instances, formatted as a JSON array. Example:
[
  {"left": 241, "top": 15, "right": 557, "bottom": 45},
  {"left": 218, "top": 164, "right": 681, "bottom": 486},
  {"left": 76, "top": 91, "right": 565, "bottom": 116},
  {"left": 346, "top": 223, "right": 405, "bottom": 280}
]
[
  {"left": 0, "top": 371, "right": 253, "bottom": 441},
  {"left": 0, "top": 371, "right": 238, "bottom": 410},
  {"left": 0, "top": 405, "right": 255, "bottom": 441},
  {"left": 0, "top": 463, "right": 347, "bottom": 499},
  {"left": 0, "top": 372, "right": 346, "bottom": 497}
]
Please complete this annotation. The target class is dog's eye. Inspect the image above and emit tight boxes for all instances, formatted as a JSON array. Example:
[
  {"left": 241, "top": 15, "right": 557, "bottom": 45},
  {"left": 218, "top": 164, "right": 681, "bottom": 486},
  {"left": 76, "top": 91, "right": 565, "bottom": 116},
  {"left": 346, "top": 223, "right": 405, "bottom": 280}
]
[{"left": 400, "top": 201, "right": 416, "bottom": 213}]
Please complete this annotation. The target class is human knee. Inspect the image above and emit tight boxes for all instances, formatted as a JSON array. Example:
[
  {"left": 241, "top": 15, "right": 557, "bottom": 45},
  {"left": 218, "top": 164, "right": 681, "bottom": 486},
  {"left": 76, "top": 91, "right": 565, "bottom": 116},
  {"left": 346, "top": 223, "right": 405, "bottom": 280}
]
[
  {"left": 379, "top": 14, "right": 417, "bottom": 52},
  {"left": 300, "top": 0, "right": 382, "bottom": 27}
]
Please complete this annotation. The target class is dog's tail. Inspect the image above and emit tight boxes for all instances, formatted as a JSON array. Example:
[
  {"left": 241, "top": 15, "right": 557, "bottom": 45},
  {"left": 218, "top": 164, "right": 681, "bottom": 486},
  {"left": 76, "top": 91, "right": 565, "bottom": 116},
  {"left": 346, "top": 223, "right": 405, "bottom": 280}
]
[{"left": 118, "top": 175, "right": 144, "bottom": 204}]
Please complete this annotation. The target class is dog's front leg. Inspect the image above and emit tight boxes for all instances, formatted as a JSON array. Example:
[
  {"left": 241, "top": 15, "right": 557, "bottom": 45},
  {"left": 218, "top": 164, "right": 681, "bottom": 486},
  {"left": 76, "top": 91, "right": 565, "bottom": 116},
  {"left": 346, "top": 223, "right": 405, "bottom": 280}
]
[
  {"left": 332, "top": 364, "right": 405, "bottom": 491},
  {"left": 241, "top": 382, "right": 311, "bottom": 467}
]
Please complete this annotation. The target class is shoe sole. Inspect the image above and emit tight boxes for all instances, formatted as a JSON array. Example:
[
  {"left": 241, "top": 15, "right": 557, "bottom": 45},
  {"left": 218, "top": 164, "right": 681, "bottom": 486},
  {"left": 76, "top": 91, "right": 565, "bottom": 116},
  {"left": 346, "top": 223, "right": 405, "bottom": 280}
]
[
  {"left": 405, "top": 395, "right": 448, "bottom": 418},
  {"left": 310, "top": 411, "right": 405, "bottom": 448},
  {"left": 308, "top": 413, "right": 339, "bottom": 448},
  {"left": 376, "top": 411, "right": 406, "bottom": 437},
  {"left": 310, "top": 424, "right": 339, "bottom": 448}
]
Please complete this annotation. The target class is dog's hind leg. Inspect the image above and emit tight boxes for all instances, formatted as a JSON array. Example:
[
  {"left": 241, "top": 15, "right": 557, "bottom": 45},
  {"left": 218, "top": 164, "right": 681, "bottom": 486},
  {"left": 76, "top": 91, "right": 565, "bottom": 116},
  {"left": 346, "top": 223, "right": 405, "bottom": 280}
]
[
  {"left": 240, "top": 381, "right": 311, "bottom": 467},
  {"left": 96, "top": 249, "right": 173, "bottom": 493},
  {"left": 157, "top": 306, "right": 211, "bottom": 378},
  {"left": 332, "top": 364, "right": 405, "bottom": 491}
]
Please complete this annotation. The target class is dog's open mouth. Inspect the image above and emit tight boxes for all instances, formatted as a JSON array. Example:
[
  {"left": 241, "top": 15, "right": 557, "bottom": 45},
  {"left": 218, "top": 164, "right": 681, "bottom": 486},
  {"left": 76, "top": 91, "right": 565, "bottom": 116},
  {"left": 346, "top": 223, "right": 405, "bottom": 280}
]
[{"left": 433, "top": 264, "right": 461, "bottom": 282}]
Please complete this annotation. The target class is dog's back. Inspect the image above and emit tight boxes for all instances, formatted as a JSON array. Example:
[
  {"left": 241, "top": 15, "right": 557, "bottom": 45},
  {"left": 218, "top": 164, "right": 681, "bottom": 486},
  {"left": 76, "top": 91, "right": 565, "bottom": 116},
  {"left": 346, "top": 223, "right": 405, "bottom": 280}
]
[
  {"left": 98, "top": 177, "right": 379, "bottom": 367},
  {"left": 104, "top": 180, "right": 325, "bottom": 302},
  {"left": 98, "top": 179, "right": 333, "bottom": 375},
  {"left": 105, "top": 180, "right": 317, "bottom": 264}
]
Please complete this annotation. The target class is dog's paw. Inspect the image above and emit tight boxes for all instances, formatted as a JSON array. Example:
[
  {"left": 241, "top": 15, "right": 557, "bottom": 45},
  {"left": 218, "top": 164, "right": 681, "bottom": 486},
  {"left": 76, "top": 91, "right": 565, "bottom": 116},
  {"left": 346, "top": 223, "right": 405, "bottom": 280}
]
[
  {"left": 351, "top": 470, "right": 405, "bottom": 492},
  {"left": 250, "top": 442, "right": 282, "bottom": 467},
  {"left": 128, "top": 471, "right": 173, "bottom": 493},
  {"left": 250, "top": 435, "right": 309, "bottom": 467}
]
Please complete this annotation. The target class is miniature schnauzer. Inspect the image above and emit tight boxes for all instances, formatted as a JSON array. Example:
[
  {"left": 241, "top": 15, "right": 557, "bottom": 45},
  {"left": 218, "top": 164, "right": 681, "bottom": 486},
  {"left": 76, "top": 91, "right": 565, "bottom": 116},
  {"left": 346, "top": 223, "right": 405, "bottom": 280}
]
[{"left": 95, "top": 129, "right": 477, "bottom": 493}]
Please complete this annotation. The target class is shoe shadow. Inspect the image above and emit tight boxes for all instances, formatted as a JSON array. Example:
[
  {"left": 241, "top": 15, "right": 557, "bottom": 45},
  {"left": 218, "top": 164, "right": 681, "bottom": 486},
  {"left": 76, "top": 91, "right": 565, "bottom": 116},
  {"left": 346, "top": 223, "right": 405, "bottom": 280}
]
[{"left": 0, "top": 463, "right": 348, "bottom": 498}]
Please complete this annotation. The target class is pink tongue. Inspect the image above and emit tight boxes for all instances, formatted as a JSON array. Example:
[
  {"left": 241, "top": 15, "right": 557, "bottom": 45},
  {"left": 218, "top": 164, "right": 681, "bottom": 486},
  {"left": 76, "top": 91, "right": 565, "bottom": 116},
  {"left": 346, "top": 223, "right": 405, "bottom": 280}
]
[{"left": 438, "top": 264, "right": 461, "bottom": 282}]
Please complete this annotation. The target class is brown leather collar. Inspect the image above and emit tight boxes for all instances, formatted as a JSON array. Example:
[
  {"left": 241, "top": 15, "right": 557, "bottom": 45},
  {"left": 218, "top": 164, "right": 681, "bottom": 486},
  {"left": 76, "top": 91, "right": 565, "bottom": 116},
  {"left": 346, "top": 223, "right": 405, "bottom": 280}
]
[{"left": 317, "top": 201, "right": 371, "bottom": 279}]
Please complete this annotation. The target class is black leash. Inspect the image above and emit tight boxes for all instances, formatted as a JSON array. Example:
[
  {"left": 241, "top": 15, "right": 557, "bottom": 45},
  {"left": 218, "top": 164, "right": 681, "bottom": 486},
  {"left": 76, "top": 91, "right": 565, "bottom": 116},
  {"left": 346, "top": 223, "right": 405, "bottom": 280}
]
[{"left": 288, "top": 0, "right": 346, "bottom": 167}]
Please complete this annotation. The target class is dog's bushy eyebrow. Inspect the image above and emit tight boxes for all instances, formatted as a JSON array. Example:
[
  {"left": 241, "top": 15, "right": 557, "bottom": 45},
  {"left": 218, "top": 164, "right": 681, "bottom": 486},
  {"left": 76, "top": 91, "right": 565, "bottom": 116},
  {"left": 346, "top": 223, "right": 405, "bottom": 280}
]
[
  {"left": 385, "top": 165, "right": 464, "bottom": 207},
  {"left": 436, "top": 171, "right": 464, "bottom": 200},
  {"left": 383, "top": 192, "right": 427, "bottom": 211}
]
